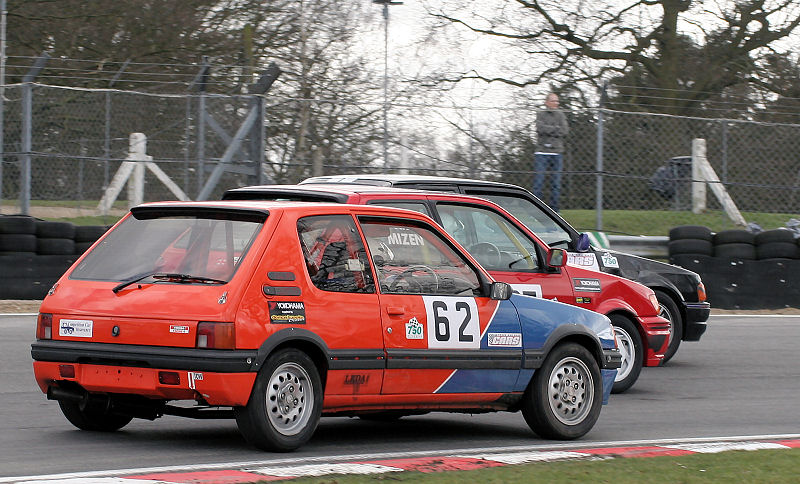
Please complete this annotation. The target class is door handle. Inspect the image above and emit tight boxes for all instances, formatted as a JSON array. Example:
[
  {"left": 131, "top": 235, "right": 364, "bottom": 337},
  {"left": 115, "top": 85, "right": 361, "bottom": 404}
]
[{"left": 386, "top": 306, "right": 405, "bottom": 315}]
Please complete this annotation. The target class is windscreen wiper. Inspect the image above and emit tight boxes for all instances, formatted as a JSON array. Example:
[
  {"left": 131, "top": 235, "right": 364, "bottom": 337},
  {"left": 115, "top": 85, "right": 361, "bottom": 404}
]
[{"left": 112, "top": 272, "right": 227, "bottom": 293}]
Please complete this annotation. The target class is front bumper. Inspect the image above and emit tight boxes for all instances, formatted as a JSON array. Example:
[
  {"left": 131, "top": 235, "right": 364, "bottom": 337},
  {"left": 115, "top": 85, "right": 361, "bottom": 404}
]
[
  {"left": 683, "top": 302, "right": 711, "bottom": 341},
  {"left": 636, "top": 315, "right": 671, "bottom": 367}
]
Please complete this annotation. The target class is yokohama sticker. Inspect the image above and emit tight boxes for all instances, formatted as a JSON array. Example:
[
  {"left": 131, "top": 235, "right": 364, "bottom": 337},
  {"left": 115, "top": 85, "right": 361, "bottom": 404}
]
[
  {"left": 573, "top": 278, "right": 602, "bottom": 292},
  {"left": 268, "top": 301, "right": 306, "bottom": 324}
]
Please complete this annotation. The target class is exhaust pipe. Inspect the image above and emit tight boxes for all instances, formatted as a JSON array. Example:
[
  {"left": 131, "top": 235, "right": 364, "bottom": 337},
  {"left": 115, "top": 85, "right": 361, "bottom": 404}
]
[{"left": 47, "top": 385, "right": 88, "bottom": 404}]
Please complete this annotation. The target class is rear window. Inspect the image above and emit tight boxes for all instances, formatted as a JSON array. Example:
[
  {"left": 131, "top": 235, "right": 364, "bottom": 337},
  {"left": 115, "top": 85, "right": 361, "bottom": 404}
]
[{"left": 70, "top": 211, "right": 263, "bottom": 283}]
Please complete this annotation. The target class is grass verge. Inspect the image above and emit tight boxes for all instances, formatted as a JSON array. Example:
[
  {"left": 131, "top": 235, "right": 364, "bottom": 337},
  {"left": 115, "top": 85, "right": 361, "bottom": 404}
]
[{"left": 283, "top": 448, "right": 800, "bottom": 484}]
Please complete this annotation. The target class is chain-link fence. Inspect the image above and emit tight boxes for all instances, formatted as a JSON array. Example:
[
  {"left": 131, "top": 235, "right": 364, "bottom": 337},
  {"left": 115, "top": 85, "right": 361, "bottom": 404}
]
[{"left": 1, "top": 83, "right": 799, "bottom": 235}]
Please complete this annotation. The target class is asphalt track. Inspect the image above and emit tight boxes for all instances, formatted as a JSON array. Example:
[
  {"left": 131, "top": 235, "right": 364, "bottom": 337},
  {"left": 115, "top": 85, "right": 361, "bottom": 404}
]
[{"left": 2, "top": 314, "right": 799, "bottom": 481}]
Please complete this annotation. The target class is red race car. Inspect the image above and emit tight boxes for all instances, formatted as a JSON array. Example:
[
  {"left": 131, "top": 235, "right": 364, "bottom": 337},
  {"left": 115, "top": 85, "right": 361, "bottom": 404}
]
[
  {"left": 225, "top": 185, "right": 671, "bottom": 393},
  {"left": 32, "top": 201, "right": 619, "bottom": 451}
]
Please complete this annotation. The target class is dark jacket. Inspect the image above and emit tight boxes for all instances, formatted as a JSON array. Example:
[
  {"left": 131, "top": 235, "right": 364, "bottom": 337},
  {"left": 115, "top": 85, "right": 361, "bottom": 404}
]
[{"left": 535, "top": 109, "right": 569, "bottom": 153}]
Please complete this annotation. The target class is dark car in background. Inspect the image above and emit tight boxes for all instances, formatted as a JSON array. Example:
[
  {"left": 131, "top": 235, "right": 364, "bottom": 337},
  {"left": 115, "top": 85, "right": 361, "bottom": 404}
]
[{"left": 294, "top": 175, "right": 709, "bottom": 362}]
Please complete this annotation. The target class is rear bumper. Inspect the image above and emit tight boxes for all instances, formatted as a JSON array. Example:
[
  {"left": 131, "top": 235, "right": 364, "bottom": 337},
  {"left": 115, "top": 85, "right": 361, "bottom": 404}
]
[
  {"left": 31, "top": 340, "right": 258, "bottom": 406},
  {"left": 683, "top": 302, "right": 711, "bottom": 341},
  {"left": 636, "top": 315, "right": 671, "bottom": 367}
]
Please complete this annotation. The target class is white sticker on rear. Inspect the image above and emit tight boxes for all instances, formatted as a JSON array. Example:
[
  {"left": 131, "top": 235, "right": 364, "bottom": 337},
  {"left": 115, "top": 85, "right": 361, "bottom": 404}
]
[
  {"left": 170, "top": 325, "right": 190, "bottom": 334},
  {"left": 59, "top": 319, "right": 93, "bottom": 338}
]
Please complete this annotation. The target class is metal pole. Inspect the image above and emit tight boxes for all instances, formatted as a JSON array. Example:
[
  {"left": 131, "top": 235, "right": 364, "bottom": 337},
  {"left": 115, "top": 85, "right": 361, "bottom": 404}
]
[
  {"left": 595, "top": 82, "right": 608, "bottom": 231},
  {"left": 382, "top": 3, "right": 388, "bottom": 169},
  {"left": 0, "top": 0, "right": 6, "bottom": 207},
  {"left": 20, "top": 53, "right": 49, "bottom": 215},
  {"left": 104, "top": 59, "right": 130, "bottom": 193},
  {"left": 192, "top": 57, "right": 210, "bottom": 198}
]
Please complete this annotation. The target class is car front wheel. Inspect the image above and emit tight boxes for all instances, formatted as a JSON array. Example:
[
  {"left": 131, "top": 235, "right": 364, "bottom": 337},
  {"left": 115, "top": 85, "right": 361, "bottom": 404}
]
[
  {"left": 521, "top": 342, "right": 602, "bottom": 440},
  {"left": 235, "top": 349, "right": 323, "bottom": 452},
  {"left": 610, "top": 314, "right": 643, "bottom": 393}
]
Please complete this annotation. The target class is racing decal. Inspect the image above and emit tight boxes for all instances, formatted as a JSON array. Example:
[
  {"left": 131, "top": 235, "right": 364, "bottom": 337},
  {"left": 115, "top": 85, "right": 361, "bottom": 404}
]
[
  {"left": 600, "top": 252, "right": 619, "bottom": 268},
  {"left": 423, "top": 296, "right": 480, "bottom": 349},
  {"left": 59, "top": 319, "right": 93, "bottom": 338},
  {"left": 387, "top": 229, "right": 425, "bottom": 246},
  {"left": 343, "top": 374, "right": 370, "bottom": 393},
  {"left": 405, "top": 317, "right": 424, "bottom": 339},
  {"left": 487, "top": 332, "right": 522, "bottom": 347},
  {"left": 510, "top": 283, "right": 542, "bottom": 298},
  {"left": 169, "top": 325, "right": 190, "bottom": 334},
  {"left": 268, "top": 301, "right": 306, "bottom": 324},
  {"left": 188, "top": 372, "right": 203, "bottom": 390},
  {"left": 573, "top": 278, "right": 602, "bottom": 293},
  {"left": 567, "top": 252, "right": 600, "bottom": 271},
  {"left": 576, "top": 297, "right": 592, "bottom": 304},
  {"left": 218, "top": 291, "right": 228, "bottom": 304}
]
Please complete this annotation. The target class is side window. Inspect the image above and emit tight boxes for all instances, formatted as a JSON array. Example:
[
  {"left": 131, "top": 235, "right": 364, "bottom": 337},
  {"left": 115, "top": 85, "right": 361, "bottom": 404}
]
[
  {"left": 367, "top": 201, "right": 431, "bottom": 217},
  {"left": 359, "top": 218, "right": 482, "bottom": 297},
  {"left": 297, "top": 215, "right": 375, "bottom": 293},
  {"left": 479, "top": 194, "right": 572, "bottom": 248},
  {"left": 437, "top": 204, "right": 541, "bottom": 272}
]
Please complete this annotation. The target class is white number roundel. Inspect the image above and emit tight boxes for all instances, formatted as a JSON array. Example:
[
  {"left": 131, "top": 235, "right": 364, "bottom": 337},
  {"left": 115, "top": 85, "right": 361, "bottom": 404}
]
[{"left": 422, "top": 296, "right": 480, "bottom": 349}]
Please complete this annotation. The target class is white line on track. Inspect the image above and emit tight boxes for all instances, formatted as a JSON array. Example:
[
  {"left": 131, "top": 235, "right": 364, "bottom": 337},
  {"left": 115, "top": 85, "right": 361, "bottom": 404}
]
[{"left": 2, "top": 433, "right": 800, "bottom": 483}]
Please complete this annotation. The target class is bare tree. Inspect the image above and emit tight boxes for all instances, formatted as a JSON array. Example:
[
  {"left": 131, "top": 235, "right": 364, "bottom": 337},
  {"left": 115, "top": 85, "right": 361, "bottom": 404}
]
[{"left": 425, "top": 0, "right": 800, "bottom": 113}]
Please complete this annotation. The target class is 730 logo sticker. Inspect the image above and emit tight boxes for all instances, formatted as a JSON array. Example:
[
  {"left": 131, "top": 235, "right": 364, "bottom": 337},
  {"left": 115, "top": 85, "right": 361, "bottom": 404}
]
[{"left": 422, "top": 296, "right": 480, "bottom": 349}]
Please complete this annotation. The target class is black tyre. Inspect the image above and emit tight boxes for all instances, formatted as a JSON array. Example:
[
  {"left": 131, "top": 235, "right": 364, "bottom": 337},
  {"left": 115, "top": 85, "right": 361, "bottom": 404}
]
[
  {"left": 58, "top": 399, "right": 133, "bottom": 431},
  {"left": 756, "top": 242, "right": 800, "bottom": 260},
  {"left": 235, "top": 349, "right": 323, "bottom": 451},
  {"left": 0, "top": 234, "right": 37, "bottom": 252},
  {"left": 610, "top": 314, "right": 642, "bottom": 394},
  {"left": 714, "top": 243, "right": 756, "bottom": 260},
  {"left": 37, "top": 238, "right": 75, "bottom": 255},
  {"left": 713, "top": 230, "right": 755, "bottom": 245},
  {"left": 35, "top": 220, "right": 76, "bottom": 239},
  {"left": 521, "top": 342, "right": 602, "bottom": 440},
  {"left": 0, "top": 216, "right": 36, "bottom": 234},
  {"left": 656, "top": 291, "right": 683, "bottom": 364},
  {"left": 75, "top": 241, "right": 94, "bottom": 254},
  {"left": 75, "top": 225, "right": 108, "bottom": 243},
  {"left": 669, "top": 225, "right": 712, "bottom": 241},
  {"left": 0, "top": 255, "right": 35, "bottom": 278},
  {"left": 668, "top": 239, "right": 713, "bottom": 256},
  {"left": 755, "top": 229, "right": 795, "bottom": 245}
]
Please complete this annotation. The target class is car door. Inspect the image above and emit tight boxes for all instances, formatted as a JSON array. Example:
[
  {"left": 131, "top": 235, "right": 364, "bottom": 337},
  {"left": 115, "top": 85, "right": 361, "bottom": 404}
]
[
  {"left": 433, "top": 202, "right": 576, "bottom": 305},
  {"left": 357, "top": 216, "right": 522, "bottom": 396}
]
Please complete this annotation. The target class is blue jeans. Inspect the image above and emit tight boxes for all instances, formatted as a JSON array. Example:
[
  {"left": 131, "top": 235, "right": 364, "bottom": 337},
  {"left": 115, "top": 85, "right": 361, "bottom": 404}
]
[{"left": 533, "top": 153, "right": 563, "bottom": 212}]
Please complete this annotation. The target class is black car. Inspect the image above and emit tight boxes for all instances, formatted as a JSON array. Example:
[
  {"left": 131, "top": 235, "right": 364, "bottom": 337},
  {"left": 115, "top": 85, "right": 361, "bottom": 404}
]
[{"left": 291, "top": 175, "right": 710, "bottom": 362}]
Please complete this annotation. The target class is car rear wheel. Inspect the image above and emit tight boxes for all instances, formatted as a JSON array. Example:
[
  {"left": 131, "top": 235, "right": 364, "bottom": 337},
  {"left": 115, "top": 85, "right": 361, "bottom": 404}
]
[
  {"left": 610, "top": 314, "right": 642, "bottom": 393},
  {"left": 235, "top": 349, "right": 322, "bottom": 452},
  {"left": 58, "top": 399, "right": 133, "bottom": 432},
  {"left": 521, "top": 342, "right": 602, "bottom": 440},
  {"left": 657, "top": 291, "right": 683, "bottom": 364}
]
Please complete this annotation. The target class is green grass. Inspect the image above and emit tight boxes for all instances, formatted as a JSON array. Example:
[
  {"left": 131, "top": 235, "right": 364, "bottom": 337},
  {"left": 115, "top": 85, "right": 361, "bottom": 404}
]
[
  {"left": 563, "top": 209, "right": 799, "bottom": 236},
  {"left": 281, "top": 448, "right": 800, "bottom": 484}
]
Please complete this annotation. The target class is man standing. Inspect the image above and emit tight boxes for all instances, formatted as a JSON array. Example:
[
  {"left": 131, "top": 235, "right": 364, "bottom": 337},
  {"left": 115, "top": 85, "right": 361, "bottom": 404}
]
[{"left": 534, "top": 93, "right": 569, "bottom": 212}]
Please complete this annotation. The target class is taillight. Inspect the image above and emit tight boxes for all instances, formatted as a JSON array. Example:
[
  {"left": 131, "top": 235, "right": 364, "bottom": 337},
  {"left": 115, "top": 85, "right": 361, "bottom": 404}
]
[
  {"left": 196, "top": 322, "right": 235, "bottom": 349},
  {"left": 697, "top": 282, "right": 707, "bottom": 302},
  {"left": 37, "top": 313, "right": 53, "bottom": 339}
]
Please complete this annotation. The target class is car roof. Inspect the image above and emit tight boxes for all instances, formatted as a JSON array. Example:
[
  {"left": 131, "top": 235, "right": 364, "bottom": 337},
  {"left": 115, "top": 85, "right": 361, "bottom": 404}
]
[
  {"left": 223, "top": 184, "right": 446, "bottom": 201},
  {"left": 300, "top": 174, "right": 529, "bottom": 192}
]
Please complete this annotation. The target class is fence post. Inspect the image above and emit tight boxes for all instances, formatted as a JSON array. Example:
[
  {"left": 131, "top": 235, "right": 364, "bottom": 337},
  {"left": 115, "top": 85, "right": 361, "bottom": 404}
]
[
  {"left": 104, "top": 59, "right": 130, "bottom": 192},
  {"left": 20, "top": 52, "right": 49, "bottom": 215},
  {"left": 191, "top": 57, "right": 210, "bottom": 198},
  {"left": 0, "top": 0, "right": 6, "bottom": 208},
  {"left": 595, "top": 82, "right": 608, "bottom": 231}
]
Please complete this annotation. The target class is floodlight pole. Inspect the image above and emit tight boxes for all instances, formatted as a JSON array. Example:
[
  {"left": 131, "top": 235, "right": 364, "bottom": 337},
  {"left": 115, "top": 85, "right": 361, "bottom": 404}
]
[{"left": 373, "top": 0, "right": 402, "bottom": 169}]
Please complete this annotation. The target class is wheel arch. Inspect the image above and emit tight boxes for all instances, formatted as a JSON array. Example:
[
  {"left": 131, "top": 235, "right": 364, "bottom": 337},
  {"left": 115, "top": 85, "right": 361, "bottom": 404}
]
[
  {"left": 254, "top": 328, "right": 330, "bottom": 387},
  {"left": 537, "top": 324, "right": 605, "bottom": 371}
]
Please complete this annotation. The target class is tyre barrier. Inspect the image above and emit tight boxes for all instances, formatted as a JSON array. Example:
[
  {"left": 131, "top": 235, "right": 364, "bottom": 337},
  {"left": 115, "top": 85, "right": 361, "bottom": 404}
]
[
  {"left": 0, "top": 215, "right": 108, "bottom": 300},
  {"left": 669, "top": 226, "right": 800, "bottom": 309}
]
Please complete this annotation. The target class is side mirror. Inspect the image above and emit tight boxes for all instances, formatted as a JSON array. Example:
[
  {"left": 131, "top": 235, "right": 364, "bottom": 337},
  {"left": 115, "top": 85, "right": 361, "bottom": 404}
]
[
  {"left": 490, "top": 281, "right": 512, "bottom": 300},
  {"left": 547, "top": 248, "right": 567, "bottom": 268},
  {"left": 576, "top": 233, "right": 591, "bottom": 252}
]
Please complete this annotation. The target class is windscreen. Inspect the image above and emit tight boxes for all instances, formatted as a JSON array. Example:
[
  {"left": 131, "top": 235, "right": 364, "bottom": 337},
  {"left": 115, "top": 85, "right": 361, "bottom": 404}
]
[{"left": 70, "top": 211, "right": 264, "bottom": 283}]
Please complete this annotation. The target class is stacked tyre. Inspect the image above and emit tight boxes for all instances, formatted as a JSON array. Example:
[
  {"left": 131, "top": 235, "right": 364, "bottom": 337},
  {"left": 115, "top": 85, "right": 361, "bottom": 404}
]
[
  {"left": 668, "top": 225, "right": 713, "bottom": 259},
  {"left": 754, "top": 229, "right": 800, "bottom": 260},
  {"left": 0, "top": 216, "right": 44, "bottom": 299},
  {"left": 712, "top": 229, "right": 756, "bottom": 260}
]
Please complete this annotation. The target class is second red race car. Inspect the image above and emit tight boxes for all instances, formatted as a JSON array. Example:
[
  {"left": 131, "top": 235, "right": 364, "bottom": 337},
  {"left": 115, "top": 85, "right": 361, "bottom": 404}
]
[{"left": 224, "top": 184, "right": 671, "bottom": 393}]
